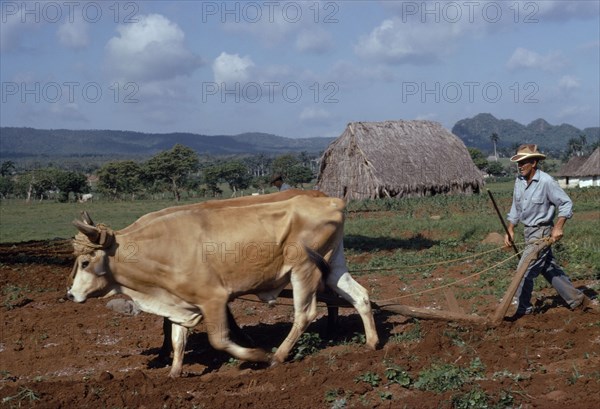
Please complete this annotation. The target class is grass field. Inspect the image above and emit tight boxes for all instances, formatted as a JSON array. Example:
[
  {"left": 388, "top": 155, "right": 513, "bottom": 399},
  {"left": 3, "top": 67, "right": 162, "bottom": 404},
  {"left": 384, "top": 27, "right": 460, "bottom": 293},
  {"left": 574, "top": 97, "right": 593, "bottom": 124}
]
[{"left": 1, "top": 182, "right": 598, "bottom": 281}]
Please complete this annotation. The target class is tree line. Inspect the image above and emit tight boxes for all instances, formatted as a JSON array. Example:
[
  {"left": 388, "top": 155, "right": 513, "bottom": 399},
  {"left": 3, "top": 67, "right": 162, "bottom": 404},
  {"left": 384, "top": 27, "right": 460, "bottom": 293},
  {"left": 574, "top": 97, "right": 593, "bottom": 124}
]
[{"left": 0, "top": 144, "right": 319, "bottom": 202}]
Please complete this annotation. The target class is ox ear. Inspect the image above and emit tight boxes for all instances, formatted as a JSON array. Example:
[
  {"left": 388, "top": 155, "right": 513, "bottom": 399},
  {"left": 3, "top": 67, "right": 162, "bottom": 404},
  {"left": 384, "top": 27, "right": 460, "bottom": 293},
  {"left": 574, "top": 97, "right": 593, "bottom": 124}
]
[
  {"left": 80, "top": 211, "right": 95, "bottom": 226},
  {"left": 73, "top": 219, "right": 100, "bottom": 243}
]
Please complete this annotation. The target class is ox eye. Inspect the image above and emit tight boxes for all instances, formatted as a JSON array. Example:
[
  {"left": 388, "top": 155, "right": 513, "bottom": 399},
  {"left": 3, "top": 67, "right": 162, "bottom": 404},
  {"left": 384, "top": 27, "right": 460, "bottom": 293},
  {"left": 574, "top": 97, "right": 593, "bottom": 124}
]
[{"left": 81, "top": 260, "right": 90, "bottom": 269}]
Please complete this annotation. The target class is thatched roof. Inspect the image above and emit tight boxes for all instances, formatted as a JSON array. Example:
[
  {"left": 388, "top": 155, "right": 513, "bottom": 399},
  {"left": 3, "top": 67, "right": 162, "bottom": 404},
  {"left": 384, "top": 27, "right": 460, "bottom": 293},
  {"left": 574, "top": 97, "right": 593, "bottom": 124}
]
[
  {"left": 316, "top": 120, "right": 484, "bottom": 200},
  {"left": 555, "top": 154, "right": 590, "bottom": 177},
  {"left": 573, "top": 148, "right": 600, "bottom": 177}
]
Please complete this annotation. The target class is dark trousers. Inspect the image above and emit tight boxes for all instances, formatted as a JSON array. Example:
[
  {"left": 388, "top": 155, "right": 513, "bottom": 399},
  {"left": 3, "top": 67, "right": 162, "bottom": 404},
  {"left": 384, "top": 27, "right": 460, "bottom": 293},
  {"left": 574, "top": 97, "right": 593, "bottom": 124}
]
[{"left": 515, "top": 225, "right": 583, "bottom": 313}]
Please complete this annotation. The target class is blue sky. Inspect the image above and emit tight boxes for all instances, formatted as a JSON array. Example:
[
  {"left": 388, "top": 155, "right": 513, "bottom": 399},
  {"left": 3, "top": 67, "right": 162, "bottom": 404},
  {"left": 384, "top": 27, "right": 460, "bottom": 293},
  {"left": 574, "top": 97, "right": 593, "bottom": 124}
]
[{"left": 1, "top": 0, "right": 599, "bottom": 138}]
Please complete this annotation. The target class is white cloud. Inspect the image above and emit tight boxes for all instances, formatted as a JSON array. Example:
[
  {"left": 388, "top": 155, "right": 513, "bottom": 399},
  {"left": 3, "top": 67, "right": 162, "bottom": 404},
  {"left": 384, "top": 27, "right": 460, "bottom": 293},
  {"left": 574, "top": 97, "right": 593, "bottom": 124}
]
[
  {"left": 415, "top": 113, "right": 438, "bottom": 121},
  {"left": 221, "top": 2, "right": 316, "bottom": 47},
  {"left": 105, "top": 14, "right": 203, "bottom": 82},
  {"left": 212, "top": 52, "right": 255, "bottom": 83},
  {"left": 535, "top": 1, "right": 600, "bottom": 21},
  {"left": 557, "top": 105, "right": 590, "bottom": 121},
  {"left": 506, "top": 47, "right": 567, "bottom": 72},
  {"left": 354, "top": 18, "right": 463, "bottom": 64},
  {"left": 57, "top": 18, "right": 89, "bottom": 49},
  {"left": 49, "top": 102, "right": 88, "bottom": 123},
  {"left": 0, "top": 3, "right": 39, "bottom": 52},
  {"left": 299, "top": 107, "right": 331, "bottom": 121},
  {"left": 558, "top": 75, "right": 581, "bottom": 92},
  {"left": 295, "top": 29, "right": 334, "bottom": 54}
]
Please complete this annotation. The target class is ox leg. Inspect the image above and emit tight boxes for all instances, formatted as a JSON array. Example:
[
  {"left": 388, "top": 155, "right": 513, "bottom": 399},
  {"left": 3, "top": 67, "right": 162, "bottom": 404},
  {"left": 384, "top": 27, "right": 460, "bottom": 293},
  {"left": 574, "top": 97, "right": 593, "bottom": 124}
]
[
  {"left": 159, "top": 306, "right": 251, "bottom": 360},
  {"left": 328, "top": 272, "right": 379, "bottom": 349},
  {"left": 272, "top": 273, "right": 320, "bottom": 364},
  {"left": 202, "top": 301, "right": 269, "bottom": 363},
  {"left": 159, "top": 317, "right": 172, "bottom": 360},
  {"left": 328, "top": 243, "right": 379, "bottom": 350},
  {"left": 169, "top": 323, "right": 188, "bottom": 378}
]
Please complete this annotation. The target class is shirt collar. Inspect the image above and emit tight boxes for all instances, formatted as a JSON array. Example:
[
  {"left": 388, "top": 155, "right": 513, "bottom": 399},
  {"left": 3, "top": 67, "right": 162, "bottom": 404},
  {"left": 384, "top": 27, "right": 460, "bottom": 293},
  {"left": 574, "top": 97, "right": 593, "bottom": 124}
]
[{"left": 518, "top": 169, "right": 541, "bottom": 183}]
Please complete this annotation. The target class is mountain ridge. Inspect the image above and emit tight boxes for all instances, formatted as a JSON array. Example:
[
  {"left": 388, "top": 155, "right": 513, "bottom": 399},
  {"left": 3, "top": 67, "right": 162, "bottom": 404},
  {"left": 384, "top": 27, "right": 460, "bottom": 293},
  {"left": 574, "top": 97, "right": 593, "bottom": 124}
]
[
  {"left": 0, "top": 127, "right": 334, "bottom": 158},
  {"left": 1, "top": 114, "right": 598, "bottom": 159},
  {"left": 451, "top": 113, "right": 599, "bottom": 152}
]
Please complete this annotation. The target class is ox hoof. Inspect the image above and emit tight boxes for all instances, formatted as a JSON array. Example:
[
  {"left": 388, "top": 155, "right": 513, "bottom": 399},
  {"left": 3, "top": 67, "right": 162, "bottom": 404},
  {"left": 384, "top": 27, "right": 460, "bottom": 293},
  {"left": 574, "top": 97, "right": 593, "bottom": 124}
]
[
  {"left": 168, "top": 369, "right": 182, "bottom": 378},
  {"left": 270, "top": 357, "right": 284, "bottom": 368},
  {"left": 367, "top": 340, "right": 380, "bottom": 350},
  {"left": 246, "top": 348, "right": 270, "bottom": 363}
]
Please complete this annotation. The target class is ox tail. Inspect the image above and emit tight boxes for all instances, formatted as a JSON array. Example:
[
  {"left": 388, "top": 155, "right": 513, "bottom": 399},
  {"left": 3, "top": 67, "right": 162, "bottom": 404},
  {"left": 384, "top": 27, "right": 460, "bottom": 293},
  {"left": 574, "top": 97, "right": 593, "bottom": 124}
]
[{"left": 304, "top": 245, "right": 331, "bottom": 292}]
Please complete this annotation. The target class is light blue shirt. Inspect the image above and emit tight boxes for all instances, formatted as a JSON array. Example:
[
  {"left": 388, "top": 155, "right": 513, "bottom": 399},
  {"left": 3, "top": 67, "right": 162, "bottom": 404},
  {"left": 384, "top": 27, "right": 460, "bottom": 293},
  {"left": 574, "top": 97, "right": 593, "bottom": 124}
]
[
  {"left": 279, "top": 183, "right": 292, "bottom": 191},
  {"left": 507, "top": 169, "right": 573, "bottom": 227}
]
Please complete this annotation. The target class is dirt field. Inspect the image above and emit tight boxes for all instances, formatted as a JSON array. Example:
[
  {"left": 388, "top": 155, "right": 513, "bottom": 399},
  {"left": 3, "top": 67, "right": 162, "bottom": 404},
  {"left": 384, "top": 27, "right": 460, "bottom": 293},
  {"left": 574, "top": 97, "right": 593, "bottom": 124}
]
[{"left": 1, "top": 239, "right": 599, "bottom": 408}]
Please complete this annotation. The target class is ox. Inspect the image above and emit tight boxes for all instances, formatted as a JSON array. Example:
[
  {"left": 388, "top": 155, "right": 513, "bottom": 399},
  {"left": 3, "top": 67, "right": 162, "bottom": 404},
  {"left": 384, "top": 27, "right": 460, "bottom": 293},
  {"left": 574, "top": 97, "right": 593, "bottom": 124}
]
[
  {"left": 122, "top": 189, "right": 337, "bottom": 357},
  {"left": 68, "top": 195, "right": 379, "bottom": 377}
]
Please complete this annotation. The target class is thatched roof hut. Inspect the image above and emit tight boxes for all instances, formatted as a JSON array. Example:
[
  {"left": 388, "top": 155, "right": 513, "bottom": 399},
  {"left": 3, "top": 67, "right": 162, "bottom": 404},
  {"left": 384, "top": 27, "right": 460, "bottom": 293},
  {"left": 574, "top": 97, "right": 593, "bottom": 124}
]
[
  {"left": 556, "top": 148, "right": 600, "bottom": 188},
  {"left": 316, "top": 120, "right": 484, "bottom": 200},
  {"left": 574, "top": 148, "right": 599, "bottom": 178}
]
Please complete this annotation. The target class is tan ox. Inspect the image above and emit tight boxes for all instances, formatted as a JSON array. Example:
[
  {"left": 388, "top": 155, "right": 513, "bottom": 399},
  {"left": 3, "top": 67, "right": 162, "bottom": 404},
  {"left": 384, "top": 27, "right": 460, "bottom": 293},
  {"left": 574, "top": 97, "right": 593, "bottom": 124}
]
[
  {"left": 68, "top": 195, "right": 378, "bottom": 377},
  {"left": 81, "top": 190, "right": 343, "bottom": 359},
  {"left": 117, "top": 189, "right": 333, "bottom": 357}
]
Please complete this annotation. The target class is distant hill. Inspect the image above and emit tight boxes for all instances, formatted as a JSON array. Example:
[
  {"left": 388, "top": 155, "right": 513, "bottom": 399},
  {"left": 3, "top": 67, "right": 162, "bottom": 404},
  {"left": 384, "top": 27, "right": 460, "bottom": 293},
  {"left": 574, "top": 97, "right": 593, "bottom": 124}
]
[
  {"left": 2, "top": 114, "right": 598, "bottom": 161},
  {"left": 452, "top": 113, "right": 599, "bottom": 153},
  {"left": 0, "top": 128, "right": 335, "bottom": 159}
]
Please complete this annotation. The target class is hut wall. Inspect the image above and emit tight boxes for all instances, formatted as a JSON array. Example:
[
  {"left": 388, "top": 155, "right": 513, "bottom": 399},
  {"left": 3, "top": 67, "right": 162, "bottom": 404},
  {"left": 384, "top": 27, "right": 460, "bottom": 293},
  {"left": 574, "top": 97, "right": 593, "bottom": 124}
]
[
  {"left": 579, "top": 177, "right": 599, "bottom": 188},
  {"left": 558, "top": 177, "right": 581, "bottom": 189}
]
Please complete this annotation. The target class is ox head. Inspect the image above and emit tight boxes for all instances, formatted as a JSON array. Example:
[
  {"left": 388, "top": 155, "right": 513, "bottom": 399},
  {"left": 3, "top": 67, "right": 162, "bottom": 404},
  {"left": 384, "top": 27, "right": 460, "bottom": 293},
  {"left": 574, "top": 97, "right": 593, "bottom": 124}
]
[{"left": 67, "top": 211, "right": 116, "bottom": 303}]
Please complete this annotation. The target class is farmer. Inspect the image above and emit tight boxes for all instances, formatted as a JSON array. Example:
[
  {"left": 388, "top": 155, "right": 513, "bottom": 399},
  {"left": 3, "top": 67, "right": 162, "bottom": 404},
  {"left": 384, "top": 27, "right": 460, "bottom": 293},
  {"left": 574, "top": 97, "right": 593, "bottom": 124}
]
[
  {"left": 271, "top": 174, "right": 291, "bottom": 191},
  {"left": 504, "top": 144, "right": 590, "bottom": 319}
]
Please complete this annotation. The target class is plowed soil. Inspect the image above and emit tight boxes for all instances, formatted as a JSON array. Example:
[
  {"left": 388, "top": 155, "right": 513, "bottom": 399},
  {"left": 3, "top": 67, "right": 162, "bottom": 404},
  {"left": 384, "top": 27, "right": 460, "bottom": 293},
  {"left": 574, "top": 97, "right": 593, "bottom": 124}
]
[{"left": 1, "top": 239, "right": 599, "bottom": 408}]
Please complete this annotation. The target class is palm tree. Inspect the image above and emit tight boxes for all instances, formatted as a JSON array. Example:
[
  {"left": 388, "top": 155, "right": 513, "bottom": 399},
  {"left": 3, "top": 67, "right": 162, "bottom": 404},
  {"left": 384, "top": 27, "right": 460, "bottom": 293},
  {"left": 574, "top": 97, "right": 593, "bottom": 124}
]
[
  {"left": 567, "top": 137, "right": 584, "bottom": 157},
  {"left": 490, "top": 133, "right": 499, "bottom": 161}
]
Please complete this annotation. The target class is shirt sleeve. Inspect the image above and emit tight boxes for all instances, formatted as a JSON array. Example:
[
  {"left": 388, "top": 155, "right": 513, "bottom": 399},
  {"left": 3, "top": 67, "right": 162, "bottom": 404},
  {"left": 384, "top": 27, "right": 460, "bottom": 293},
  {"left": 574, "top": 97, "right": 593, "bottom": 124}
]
[
  {"left": 547, "top": 178, "right": 573, "bottom": 219},
  {"left": 506, "top": 181, "right": 520, "bottom": 226}
]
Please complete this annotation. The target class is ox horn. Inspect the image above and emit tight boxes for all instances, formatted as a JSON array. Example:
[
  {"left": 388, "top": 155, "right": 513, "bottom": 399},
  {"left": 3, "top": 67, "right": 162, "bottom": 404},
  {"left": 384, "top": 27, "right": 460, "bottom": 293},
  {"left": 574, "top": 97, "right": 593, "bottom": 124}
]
[
  {"left": 73, "top": 219, "right": 100, "bottom": 243},
  {"left": 80, "top": 211, "right": 95, "bottom": 226}
]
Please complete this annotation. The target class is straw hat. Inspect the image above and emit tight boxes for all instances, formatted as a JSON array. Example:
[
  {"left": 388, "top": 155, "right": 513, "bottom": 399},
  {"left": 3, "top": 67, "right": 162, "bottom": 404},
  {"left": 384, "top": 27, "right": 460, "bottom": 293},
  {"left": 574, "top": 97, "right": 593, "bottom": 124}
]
[{"left": 510, "top": 144, "right": 546, "bottom": 162}]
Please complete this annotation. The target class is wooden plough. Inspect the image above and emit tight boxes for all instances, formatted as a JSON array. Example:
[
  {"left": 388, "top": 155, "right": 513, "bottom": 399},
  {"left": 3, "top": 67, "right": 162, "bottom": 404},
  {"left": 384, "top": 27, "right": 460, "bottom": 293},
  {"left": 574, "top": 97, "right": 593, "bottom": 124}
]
[{"left": 277, "top": 238, "right": 552, "bottom": 328}]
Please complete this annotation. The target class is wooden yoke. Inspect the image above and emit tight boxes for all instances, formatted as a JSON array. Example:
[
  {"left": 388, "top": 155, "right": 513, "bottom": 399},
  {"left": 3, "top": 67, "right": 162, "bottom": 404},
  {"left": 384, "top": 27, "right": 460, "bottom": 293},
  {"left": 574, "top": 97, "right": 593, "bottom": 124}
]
[{"left": 489, "top": 238, "right": 553, "bottom": 327}]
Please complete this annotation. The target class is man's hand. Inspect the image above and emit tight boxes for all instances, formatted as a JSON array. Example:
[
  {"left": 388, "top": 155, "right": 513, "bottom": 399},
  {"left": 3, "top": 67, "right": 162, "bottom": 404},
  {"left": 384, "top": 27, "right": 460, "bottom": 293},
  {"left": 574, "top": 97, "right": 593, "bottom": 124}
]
[
  {"left": 551, "top": 217, "right": 567, "bottom": 243},
  {"left": 504, "top": 222, "right": 516, "bottom": 248},
  {"left": 551, "top": 226, "right": 564, "bottom": 242},
  {"left": 504, "top": 232, "right": 514, "bottom": 248}
]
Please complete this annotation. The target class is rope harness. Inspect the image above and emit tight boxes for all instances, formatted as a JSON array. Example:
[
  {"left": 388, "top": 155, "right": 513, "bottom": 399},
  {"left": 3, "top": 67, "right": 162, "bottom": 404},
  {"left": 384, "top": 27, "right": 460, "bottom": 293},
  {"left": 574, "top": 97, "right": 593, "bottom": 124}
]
[
  {"left": 72, "top": 223, "right": 115, "bottom": 256},
  {"left": 236, "top": 238, "right": 552, "bottom": 308}
]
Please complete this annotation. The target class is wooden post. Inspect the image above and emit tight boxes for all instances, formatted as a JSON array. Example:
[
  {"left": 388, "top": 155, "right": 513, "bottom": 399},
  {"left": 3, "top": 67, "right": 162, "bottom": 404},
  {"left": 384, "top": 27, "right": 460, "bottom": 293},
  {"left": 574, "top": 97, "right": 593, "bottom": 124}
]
[{"left": 489, "top": 238, "right": 552, "bottom": 326}]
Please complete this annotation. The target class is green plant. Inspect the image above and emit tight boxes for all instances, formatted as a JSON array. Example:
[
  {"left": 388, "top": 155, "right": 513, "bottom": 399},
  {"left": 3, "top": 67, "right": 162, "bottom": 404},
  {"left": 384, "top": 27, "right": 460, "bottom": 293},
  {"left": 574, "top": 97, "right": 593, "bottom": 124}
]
[
  {"left": 567, "top": 363, "right": 582, "bottom": 385},
  {"left": 379, "top": 391, "right": 393, "bottom": 400},
  {"left": 2, "top": 284, "right": 29, "bottom": 310},
  {"left": 324, "top": 389, "right": 340, "bottom": 403},
  {"left": 384, "top": 364, "right": 412, "bottom": 387},
  {"left": 292, "top": 332, "right": 322, "bottom": 361},
  {"left": 331, "top": 398, "right": 347, "bottom": 409},
  {"left": 414, "top": 359, "right": 485, "bottom": 393},
  {"left": 451, "top": 387, "right": 489, "bottom": 409},
  {"left": 2, "top": 387, "right": 40, "bottom": 404},
  {"left": 348, "top": 332, "right": 366, "bottom": 345},
  {"left": 225, "top": 357, "right": 239, "bottom": 367},
  {"left": 355, "top": 371, "right": 381, "bottom": 387},
  {"left": 495, "top": 390, "right": 515, "bottom": 407},
  {"left": 492, "top": 370, "right": 529, "bottom": 382},
  {"left": 390, "top": 319, "right": 422, "bottom": 343}
]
